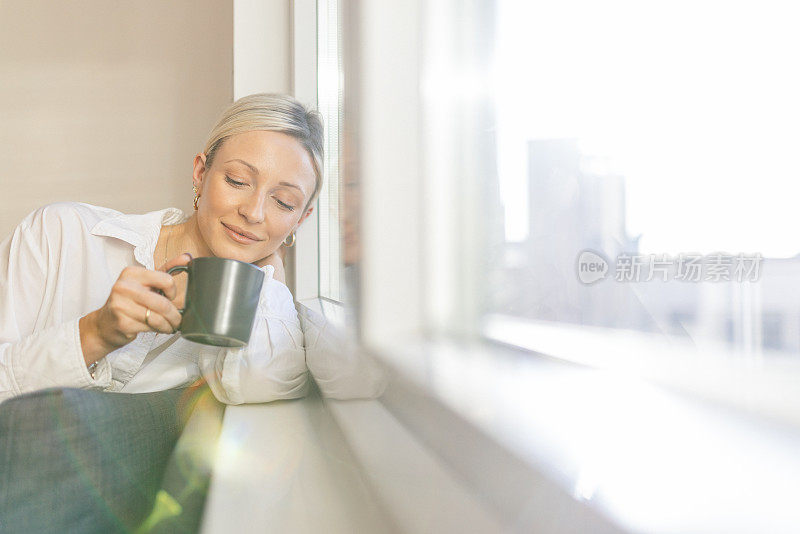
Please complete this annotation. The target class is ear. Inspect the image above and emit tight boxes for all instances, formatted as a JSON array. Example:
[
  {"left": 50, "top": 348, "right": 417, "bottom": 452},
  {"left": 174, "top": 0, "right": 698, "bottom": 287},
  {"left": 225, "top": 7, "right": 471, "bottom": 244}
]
[
  {"left": 192, "top": 153, "right": 208, "bottom": 190},
  {"left": 295, "top": 205, "right": 314, "bottom": 228}
]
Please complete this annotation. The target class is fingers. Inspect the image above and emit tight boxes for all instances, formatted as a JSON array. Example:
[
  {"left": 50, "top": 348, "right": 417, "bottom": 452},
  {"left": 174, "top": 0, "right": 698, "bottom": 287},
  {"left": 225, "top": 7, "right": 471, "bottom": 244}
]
[
  {"left": 119, "top": 265, "right": 180, "bottom": 300},
  {"left": 112, "top": 279, "right": 182, "bottom": 333},
  {"left": 96, "top": 261, "right": 190, "bottom": 348},
  {"left": 256, "top": 252, "right": 287, "bottom": 284},
  {"left": 272, "top": 258, "right": 287, "bottom": 284},
  {"left": 158, "top": 252, "right": 193, "bottom": 274},
  {"left": 134, "top": 302, "right": 178, "bottom": 334},
  {"left": 136, "top": 287, "right": 183, "bottom": 331},
  {"left": 105, "top": 301, "right": 174, "bottom": 336},
  {"left": 116, "top": 301, "right": 177, "bottom": 336}
]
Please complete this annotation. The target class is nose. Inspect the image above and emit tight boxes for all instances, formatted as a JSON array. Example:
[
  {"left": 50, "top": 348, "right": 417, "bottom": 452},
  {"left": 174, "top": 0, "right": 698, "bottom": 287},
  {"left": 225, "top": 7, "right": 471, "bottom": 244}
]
[{"left": 238, "top": 192, "right": 267, "bottom": 224}]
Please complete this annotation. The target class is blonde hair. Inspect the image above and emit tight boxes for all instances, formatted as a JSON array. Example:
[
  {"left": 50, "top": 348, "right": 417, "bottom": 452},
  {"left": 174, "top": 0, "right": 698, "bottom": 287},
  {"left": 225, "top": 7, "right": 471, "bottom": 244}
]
[{"left": 203, "top": 93, "right": 324, "bottom": 209}]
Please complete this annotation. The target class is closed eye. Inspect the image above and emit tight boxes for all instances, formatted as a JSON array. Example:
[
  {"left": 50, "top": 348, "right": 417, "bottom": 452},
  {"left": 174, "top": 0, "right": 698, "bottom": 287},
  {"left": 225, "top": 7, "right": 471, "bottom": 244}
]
[
  {"left": 275, "top": 198, "right": 296, "bottom": 211},
  {"left": 225, "top": 176, "right": 246, "bottom": 187}
]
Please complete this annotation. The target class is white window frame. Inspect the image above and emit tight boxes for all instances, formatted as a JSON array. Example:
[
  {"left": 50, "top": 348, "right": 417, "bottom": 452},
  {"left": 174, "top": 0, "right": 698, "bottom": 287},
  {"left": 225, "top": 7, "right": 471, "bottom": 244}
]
[
  {"left": 316, "top": 0, "right": 344, "bottom": 303},
  {"left": 291, "top": 0, "right": 321, "bottom": 302}
]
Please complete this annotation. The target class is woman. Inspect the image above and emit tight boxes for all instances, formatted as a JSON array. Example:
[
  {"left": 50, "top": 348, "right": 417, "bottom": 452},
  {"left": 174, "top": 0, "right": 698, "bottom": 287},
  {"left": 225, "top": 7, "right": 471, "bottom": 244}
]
[{"left": 0, "top": 93, "right": 323, "bottom": 404}]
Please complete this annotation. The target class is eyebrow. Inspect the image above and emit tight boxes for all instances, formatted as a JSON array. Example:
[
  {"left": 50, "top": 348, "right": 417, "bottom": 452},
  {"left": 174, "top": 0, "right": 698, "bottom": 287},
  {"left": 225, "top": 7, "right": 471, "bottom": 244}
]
[
  {"left": 278, "top": 181, "right": 305, "bottom": 194},
  {"left": 225, "top": 159, "right": 259, "bottom": 174},
  {"left": 225, "top": 159, "right": 307, "bottom": 196}
]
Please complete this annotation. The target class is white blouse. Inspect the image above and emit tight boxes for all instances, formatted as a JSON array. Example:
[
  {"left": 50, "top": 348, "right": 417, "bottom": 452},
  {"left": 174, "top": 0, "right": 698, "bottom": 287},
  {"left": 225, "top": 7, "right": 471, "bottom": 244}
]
[{"left": 0, "top": 202, "right": 308, "bottom": 404}]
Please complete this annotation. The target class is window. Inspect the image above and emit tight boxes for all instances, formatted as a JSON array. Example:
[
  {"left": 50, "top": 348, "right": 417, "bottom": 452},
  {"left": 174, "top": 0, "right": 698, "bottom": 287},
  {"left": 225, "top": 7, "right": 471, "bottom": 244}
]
[
  {"left": 485, "top": 0, "right": 800, "bottom": 361},
  {"left": 317, "top": 0, "right": 343, "bottom": 302}
]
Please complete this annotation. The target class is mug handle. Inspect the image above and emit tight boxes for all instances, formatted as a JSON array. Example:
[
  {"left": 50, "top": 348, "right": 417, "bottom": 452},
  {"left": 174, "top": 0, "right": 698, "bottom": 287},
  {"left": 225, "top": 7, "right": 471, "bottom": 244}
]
[{"left": 166, "top": 265, "right": 189, "bottom": 315}]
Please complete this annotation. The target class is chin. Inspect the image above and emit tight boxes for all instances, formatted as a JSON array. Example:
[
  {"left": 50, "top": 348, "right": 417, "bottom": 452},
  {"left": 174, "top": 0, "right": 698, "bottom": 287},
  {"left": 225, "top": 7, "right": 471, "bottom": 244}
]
[{"left": 209, "top": 242, "right": 257, "bottom": 263}]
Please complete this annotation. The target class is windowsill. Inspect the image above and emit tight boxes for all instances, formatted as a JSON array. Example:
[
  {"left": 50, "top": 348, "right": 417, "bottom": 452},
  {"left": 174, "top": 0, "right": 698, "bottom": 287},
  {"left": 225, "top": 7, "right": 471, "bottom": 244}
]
[
  {"left": 298, "top": 296, "right": 346, "bottom": 329},
  {"left": 484, "top": 314, "right": 800, "bottom": 427},
  {"left": 206, "top": 298, "right": 800, "bottom": 532},
  {"left": 200, "top": 386, "right": 389, "bottom": 533}
]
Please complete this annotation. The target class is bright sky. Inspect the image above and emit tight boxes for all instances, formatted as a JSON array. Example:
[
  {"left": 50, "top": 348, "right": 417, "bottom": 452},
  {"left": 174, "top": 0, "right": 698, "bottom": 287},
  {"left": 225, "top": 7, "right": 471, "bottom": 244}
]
[{"left": 495, "top": 0, "right": 800, "bottom": 258}]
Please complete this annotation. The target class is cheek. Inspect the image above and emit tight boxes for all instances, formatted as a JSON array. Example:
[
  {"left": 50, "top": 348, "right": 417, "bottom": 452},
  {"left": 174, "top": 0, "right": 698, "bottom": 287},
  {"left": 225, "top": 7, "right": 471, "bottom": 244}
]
[
  {"left": 264, "top": 207, "right": 300, "bottom": 231},
  {"left": 203, "top": 184, "right": 236, "bottom": 210},
  {"left": 195, "top": 194, "right": 229, "bottom": 245},
  {"left": 199, "top": 188, "right": 241, "bottom": 228}
]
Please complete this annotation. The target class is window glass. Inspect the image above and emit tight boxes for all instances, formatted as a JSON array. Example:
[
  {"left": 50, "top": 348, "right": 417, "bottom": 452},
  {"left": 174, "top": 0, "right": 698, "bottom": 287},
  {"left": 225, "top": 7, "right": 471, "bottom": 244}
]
[{"left": 488, "top": 0, "right": 800, "bottom": 356}]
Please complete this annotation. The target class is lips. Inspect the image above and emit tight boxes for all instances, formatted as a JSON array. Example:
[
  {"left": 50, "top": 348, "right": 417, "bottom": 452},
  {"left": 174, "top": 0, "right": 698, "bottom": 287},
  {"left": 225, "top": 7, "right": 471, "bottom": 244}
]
[{"left": 222, "top": 223, "right": 263, "bottom": 244}]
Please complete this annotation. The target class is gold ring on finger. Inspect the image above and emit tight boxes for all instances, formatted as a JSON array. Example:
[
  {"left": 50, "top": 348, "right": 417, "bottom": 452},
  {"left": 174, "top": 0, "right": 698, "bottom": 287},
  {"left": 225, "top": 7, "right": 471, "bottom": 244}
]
[{"left": 145, "top": 308, "right": 151, "bottom": 328}]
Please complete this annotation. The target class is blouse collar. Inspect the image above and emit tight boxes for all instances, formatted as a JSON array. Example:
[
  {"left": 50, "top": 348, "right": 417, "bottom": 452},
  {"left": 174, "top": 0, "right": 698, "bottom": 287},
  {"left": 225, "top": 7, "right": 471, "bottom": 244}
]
[{"left": 90, "top": 207, "right": 187, "bottom": 268}]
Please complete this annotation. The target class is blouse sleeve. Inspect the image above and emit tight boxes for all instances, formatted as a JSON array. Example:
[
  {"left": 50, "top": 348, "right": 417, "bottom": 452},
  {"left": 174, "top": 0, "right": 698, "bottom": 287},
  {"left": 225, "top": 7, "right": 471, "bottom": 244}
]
[
  {"left": 197, "top": 265, "right": 308, "bottom": 405},
  {"left": 0, "top": 209, "right": 112, "bottom": 403}
]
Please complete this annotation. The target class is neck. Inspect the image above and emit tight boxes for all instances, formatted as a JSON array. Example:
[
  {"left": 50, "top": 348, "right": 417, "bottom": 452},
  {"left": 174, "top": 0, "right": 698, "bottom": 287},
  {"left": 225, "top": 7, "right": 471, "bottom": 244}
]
[{"left": 158, "top": 213, "right": 213, "bottom": 266}]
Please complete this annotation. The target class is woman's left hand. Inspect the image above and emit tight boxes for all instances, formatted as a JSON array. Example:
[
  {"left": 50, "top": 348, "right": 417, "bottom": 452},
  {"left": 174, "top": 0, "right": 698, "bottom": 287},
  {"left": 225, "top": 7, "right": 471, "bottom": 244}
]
[{"left": 256, "top": 248, "right": 287, "bottom": 284}]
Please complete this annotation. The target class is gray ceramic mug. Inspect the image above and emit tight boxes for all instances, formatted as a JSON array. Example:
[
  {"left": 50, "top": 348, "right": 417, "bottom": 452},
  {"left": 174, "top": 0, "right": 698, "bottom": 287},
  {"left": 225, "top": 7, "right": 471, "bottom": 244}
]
[{"left": 167, "top": 257, "right": 265, "bottom": 347}]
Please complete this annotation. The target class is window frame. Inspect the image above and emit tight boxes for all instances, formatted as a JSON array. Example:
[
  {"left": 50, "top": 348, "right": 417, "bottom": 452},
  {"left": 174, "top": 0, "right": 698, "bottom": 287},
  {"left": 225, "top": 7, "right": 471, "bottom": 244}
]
[
  {"left": 291, "top": 0, "right": 321, "bottom": 302},
  {"left": 316, "top": 0, "right": 344, "bottom": 303}
]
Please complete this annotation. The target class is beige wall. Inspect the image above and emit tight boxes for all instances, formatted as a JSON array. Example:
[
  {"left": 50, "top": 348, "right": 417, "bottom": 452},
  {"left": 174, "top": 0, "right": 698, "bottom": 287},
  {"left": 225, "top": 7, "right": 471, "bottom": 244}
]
[
  {"left": 234, "top": 0, "right": 291, "bottom": 98},
  {"left": 0, "top": 0, "right": 235, "bottom": 238}
]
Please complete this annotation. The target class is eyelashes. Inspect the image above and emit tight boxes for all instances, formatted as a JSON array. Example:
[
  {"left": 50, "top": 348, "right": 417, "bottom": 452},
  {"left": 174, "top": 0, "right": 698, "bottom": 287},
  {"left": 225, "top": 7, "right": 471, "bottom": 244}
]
[
  {"left": 225, "top": 176, "right": 296, "bottom": 211},
  {"left": 225, "top": 176, "right": 246, "bottom": 187},
  {"left": 275, "top": 199, "right": 296, "bottom": 211}
]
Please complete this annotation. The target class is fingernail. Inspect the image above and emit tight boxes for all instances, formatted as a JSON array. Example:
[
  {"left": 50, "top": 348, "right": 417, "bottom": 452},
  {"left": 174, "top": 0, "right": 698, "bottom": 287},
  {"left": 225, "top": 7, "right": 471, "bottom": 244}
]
[{"left": 184, "top": 252, "right": 193, "bottom": 260}]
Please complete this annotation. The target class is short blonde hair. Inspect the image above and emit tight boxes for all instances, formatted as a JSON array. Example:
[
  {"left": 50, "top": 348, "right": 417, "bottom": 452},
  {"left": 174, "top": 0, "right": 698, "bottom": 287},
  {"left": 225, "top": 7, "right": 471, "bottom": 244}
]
[{"left": 203, "top": 93, "right": 324, "bottom": 209}]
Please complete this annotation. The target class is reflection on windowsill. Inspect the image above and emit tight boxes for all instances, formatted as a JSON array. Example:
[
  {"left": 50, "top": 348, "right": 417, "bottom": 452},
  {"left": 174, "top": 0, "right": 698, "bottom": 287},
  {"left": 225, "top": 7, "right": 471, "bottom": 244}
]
[{"left": 298, "top": 298, "right": 387, "bottom": 400}]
